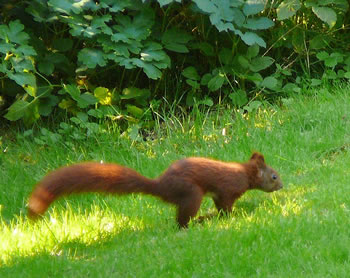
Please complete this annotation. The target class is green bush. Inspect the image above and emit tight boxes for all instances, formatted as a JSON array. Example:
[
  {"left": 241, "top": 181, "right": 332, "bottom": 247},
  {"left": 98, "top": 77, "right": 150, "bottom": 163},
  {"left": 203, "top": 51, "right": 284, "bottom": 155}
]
[{"left": 0, "top": 0, "right": 349, "bottom": 126}]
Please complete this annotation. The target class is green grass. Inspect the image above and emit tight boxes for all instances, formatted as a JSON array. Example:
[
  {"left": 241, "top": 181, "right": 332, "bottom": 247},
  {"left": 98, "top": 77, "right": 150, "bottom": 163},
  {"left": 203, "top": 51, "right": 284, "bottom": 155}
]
[{"left": 1, "top": 85, "right": 350, "bottom": 277}]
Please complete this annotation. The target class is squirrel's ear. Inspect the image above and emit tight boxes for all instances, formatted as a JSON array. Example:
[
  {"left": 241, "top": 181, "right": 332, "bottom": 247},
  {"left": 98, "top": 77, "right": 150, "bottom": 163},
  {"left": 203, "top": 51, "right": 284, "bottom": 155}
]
[{"left": 250, "top": 152, "right": 265, "bottom": 167}]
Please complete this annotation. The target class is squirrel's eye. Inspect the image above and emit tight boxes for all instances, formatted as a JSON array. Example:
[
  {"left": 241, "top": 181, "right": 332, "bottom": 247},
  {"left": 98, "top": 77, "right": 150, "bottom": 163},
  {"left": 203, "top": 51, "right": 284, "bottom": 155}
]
[{"left": 272, "top": 174, "right": 277, "bottom": 180}]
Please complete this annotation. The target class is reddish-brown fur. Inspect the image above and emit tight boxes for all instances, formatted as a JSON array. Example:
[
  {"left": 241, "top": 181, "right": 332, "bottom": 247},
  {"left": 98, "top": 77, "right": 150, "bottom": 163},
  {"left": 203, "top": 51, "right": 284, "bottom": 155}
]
[{"left": 28, "top": 152, "right": 283, "bottom": 228}]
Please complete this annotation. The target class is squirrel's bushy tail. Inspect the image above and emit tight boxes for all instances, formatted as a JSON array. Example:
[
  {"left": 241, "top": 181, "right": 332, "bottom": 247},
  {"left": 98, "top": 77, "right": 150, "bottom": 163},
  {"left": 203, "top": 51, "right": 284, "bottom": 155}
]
[{"left": 28, "top": 162, "right": 156, "bottom": 218}]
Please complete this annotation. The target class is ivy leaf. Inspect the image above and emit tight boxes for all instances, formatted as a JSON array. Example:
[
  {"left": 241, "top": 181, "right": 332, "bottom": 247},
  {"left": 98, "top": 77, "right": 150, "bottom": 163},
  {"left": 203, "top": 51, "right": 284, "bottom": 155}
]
[
  {"left": 244, "top": 17, "right": 274, "bottom": 30},
  {"left": 78, "top": 48, "right": 107, "bottom": 68},
  {"left": 277, "top": 0, "right": 301, "bottom": 20},
  {"left": 162, "top": 28, "right": 192, "bottom": 53},
  {"left": 312, "top": 7, "right": 337, "bottom": 28},
  {"left": 241, "top": 32, "right": 266, "bottom": 48},
  {"left": 229, "top": 89, "right": 248, "bottom": 107},
  {"left": 243, "top": 0, "right": 265, "bottom": 16},
  {"left": 249, "top": 56, "right": 274, "bottom": 72},
  {"left": 208, "top": 73, "right": 225, "bottom": 91},
  {"left": 182, "top": 67, "right": 200, "bottom": 81},
  {"left": 261, "top": 76, "right": 278, "bottom": 89},
  {"left": 4, "top": 100, "right": 30, "bottom": 121}
]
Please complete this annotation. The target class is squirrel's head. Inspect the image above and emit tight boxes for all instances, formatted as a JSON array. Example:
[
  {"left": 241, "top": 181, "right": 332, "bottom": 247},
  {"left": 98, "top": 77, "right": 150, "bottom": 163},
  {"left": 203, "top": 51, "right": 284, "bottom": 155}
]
[{"left": 249, "top": 152, "right": 283, "bottom": 192}]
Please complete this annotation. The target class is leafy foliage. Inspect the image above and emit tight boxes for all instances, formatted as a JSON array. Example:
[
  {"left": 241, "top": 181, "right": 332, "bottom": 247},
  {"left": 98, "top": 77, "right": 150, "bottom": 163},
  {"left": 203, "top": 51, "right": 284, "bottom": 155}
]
[{"left": 0, "top": 0, "right": 349, "bottom": 128}]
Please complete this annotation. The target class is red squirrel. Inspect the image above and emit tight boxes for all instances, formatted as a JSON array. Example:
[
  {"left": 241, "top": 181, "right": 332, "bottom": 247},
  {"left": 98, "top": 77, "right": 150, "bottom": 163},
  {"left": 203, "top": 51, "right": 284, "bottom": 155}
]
[{"left": 28, "top": 152, "right": 282, "bottom": 228}]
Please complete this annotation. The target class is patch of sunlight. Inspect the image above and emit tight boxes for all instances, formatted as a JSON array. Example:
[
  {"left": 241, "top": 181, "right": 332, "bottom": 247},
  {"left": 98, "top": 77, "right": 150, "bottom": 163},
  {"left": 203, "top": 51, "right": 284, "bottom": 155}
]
[
  {"left": 0, "top": 209, "right": 146, "bottom": 266},
  {"left": 270, "top": 185, "right": 316, "bottom": 217}
]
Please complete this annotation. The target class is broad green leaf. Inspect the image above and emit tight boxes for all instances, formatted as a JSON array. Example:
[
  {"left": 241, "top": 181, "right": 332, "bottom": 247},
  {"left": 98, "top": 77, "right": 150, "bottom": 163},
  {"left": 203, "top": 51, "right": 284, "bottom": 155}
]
[
  {"left": 131, "top": 59, "right": 162, "bottom": 80},
  {"left": 0, "top": 43, "right": 12, "bottom": 54},
  {"left": 191, "top": 42, "right": 215, "bottom": 57},
  {"left": 261, "top": 76, "right": 278, "bottom": 89},
  {"left": 53, "top": 38, "right": 73, "bottom": 52},
  {"left": 77, "top": 112, "right": 88, "bottom": 122},
  {"left": 78, "top": 48, "right": 106, "bottom": 68},
  {"left": 316, "top": 51, "right": 329, "bottom": 60},
  {"left": 243, "top": 0, "right": 265, "bottom": 16},
  {"left": 7, "top": 20, "right": 30, "bottom": 44},
  {"left": 64, "top": 84, "right": 97, "bottom": 108},
  {"left": 91, "top": 15, "right": 113, "bottom": 35},
  {"left": 100, "top": 0, "right": 133, "bottom": 12},
  {"left": 241, "top": 32, "right": 266, "bottom": 48},
  {"left": 246, "top": 44, "right": 260, "bottom": 59},
  {"left": 199, "top": 97, "right": 213, "bottom": 107},
  {"left": 186, "top": 79, "right": 200, "bottom": 89},
  {"left": 78, "top": 93, "right": 98, "bottom": 108},
  {"left": 311, "top": 79, "right": 322, "bottom": 86},
  {"left": 48, "top": 0, "right": 84, "bottom": 15},
  {"left": 64, "top": 84, "right": 80, "bottom": 98},
  {"left": 231, "top": 8, "right": 245, "bottom": 27},
  {"left": 94, "top": 87, "right": 111, "bottom": 105},
  {"left": 127, "top": 105, "right": 143, "bottom": 118},
  {"left": 88, "top": 109, "right": 104, "bottom": 119},
  {"left": 344, "top": 72, "right": 350, "bottom": 79},
  {"left": 244, "top": 17, "right": 274, "bottom": 30},
  {"left": 8, "top": 72, "right": 36, "bottom": 91},
  {"left": 277, "top": 0, "right": 301, "bottom": 20},
  {"left": 16, "top": 45, "right": 37, "bottom": 56},
  {"left": 219, "top": 48, "right": 234, "bottom": 65},
  {"left": 312, "top": 7, "right": 337, "bottom": 28},
  {"left": 157, "top": 0, "right": 174, "bottom": 6},
  {"left": 201, "top": 73, "right": 213, "bottom": 86},
  {"left": 162, "top": 28, "right": 192, "bottom": 53},
  {"left": 323, "top": 69, "right": 337, "bottom": 79},
  {"left": 121, "top": 87, "right": 150, "bottom": 100},
  {"left": 193, "top": 0, "right": 216, "bottom": 13},
  {"left": 140, "top": 42, "right": 167, "bottom": 62},
  {"left": 243, "top": 100, "right": 262, "bottom": 112},
  {"left": 283, "top": 82, "right": 300, "bottom": 93},
  {"left": 38, "top": 61, "right": 54, "bottom": 75},
  {"left": 4, "top": 100, "right": 30, "bottom": 121},
  {"left": 182, "top": 67, "right": 200, "bottom": 81},
  {"left": 238, "top": 55, "right": 251, "bottom": 69},
  {"left": 113, "top": 11, "right": 153, "bottom": 42},
  {"left": 229, "top": 89, "right": 248, "bottom": 107},
  {"left": 249, "top": 56, "right": 274, "bottom": 72},
  {"left": 38, "top": 95, "right": 59, "bottom": 116},
  {"left": 208, "top": 73, "right": 225, "bottom": 91},
  {"left": 309, "top": 35, "right": 328, "bottom": 50},
  {"left": 324, "top": 57, "right": 337, "bottom": 67}
]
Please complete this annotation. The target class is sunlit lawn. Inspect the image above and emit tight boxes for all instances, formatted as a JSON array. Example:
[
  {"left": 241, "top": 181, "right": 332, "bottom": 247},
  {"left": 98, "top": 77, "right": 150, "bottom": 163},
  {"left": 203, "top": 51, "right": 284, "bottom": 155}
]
[{"left": 1, "top": 86, "right": 350, "bottom": 277}]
